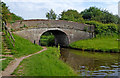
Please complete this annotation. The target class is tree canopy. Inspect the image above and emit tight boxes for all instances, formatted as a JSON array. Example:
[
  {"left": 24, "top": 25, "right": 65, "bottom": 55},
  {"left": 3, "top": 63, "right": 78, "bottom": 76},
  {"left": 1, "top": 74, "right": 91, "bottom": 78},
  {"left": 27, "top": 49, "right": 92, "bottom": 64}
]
[
  {"left": 46, "top": 9, "right": 57, "bottom": 20},
  {"left": 0, "top": 2, "right": 23, "bottom": 23},
  {"left": 81, "top": 7, "right": 119, "bottom": 24},
  {"left": 59, "top": 9, "right": 84, "bottom": 23}
]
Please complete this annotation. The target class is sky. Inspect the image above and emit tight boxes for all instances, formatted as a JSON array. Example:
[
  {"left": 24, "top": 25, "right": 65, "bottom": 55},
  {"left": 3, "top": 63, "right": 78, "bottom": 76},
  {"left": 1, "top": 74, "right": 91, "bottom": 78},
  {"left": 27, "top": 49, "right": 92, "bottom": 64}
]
[{"left": 2, "top": 0, "right": 120, "bottom": 20}]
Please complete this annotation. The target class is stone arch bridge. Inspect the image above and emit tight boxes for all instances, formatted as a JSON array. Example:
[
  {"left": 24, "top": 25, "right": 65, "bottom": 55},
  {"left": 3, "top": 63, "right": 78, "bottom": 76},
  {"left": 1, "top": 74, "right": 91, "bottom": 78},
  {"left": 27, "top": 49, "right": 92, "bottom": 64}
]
[{"left": 8, "top": 19, "right": 94, "bottom": 47}]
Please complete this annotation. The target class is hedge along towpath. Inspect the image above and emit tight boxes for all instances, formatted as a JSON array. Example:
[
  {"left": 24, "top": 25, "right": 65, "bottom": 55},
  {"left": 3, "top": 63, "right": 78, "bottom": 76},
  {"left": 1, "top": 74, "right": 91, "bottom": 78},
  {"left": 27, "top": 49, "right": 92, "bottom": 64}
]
[{"left": 1, "top": 47, "right": 47, "bottom": 76}]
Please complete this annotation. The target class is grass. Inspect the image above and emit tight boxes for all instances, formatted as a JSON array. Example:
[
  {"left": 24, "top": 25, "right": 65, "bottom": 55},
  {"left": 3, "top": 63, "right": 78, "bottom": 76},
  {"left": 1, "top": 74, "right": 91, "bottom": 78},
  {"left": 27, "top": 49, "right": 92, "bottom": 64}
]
[
  {"left": 2, "top": 32, "right": 42, "bottom": 70},
  {"left": 13, "top": 47, "right": 76, "bottom": 76},
  {"left": 5, "top": 34, "right": 43, "bottom": 58},
  {"left": 0, "top": 57, "right": 14, "bottom": 71},
  {"left": 70, "top": 36, "right": 119, "bottom": 52},
  {"left": 3, "top": 33, "right": 76, "bottom": 76}
]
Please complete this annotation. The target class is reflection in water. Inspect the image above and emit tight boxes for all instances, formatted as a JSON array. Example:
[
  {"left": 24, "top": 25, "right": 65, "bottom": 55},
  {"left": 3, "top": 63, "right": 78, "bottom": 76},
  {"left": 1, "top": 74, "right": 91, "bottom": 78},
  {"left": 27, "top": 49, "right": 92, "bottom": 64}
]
[{"left": 60, "top": 48, "right": 120, "bottom": 76}]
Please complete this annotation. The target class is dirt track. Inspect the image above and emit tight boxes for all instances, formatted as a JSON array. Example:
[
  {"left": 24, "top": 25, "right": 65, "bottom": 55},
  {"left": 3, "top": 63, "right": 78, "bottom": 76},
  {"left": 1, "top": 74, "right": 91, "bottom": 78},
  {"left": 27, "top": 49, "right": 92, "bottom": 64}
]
[{"left": 1, "top": 47, "right": 47, "bottom": 76}]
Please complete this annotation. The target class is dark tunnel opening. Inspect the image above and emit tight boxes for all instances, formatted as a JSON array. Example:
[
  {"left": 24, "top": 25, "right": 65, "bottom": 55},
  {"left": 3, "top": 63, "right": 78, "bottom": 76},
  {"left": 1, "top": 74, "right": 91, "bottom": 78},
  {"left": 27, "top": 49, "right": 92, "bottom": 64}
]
[{"left": 40, "top": 30, "right": 69, "bottom": 47}]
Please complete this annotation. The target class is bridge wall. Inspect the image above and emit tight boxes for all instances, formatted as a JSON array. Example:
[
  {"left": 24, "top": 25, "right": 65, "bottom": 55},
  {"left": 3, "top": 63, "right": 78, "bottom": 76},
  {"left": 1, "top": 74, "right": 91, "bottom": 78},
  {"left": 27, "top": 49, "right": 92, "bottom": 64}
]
[
  {"left": 8, "top": 20, "right": 94, "bottom": 46},
  {"left": 14, "top": 28, "right": 93, "bottom": 46}
]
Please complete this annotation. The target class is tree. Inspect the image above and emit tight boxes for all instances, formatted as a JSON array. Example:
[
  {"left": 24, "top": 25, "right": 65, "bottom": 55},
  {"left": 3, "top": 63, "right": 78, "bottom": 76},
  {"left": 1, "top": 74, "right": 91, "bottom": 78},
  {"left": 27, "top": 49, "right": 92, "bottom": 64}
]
[
  {"left": 46, "top": 9, "right": 57, "bottom": 20},
  {"left": 0, "top": 2, "right": 23, "bottom": 23},
  {"left": 59, "top": 9, "right": 84, "bottom": 23},
  {"left": 81, "top": 7, "right": 103, "bottom": 21},
  {"left": 1, "top": 2, "right": 10, "bottom": 22},
  {"left": 81, "top": 7, "right": 119, "bottom": 24}
]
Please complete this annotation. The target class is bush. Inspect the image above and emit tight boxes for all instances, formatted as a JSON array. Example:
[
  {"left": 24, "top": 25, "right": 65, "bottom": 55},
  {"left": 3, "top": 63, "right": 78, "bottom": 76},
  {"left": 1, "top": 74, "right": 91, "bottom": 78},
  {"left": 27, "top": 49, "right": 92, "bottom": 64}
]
[
  {"left": 85, "top": 21, "right": 118, "bottom": 37},
  {"left": 40, "top": 35, "right": 55, "bottom": 46}
]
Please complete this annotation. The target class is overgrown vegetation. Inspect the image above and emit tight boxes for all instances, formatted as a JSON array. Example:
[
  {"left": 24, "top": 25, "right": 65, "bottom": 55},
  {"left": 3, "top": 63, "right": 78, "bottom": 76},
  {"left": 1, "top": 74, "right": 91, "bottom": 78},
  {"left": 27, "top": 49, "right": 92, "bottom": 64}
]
[
  {"left": 13, "top": 47, "right": 76, "bottom": 76},
  {"left": 85, "top": 21, "right": 118, "bottom": 37}
]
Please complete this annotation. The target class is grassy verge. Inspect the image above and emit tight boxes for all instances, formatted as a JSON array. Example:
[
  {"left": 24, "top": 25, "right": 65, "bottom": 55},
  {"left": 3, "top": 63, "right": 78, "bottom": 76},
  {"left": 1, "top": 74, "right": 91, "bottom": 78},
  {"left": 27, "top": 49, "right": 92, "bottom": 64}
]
[
  {"left": 5, "top": 34, "right": 43, "bottom": 58},
  {"left": 70, "top": 36, "right": 119, "bottom": 52},
  {"left": 0, "top": 57, "right": 14, "bottom": 71},
  {"left": 2, "top": 33, "right": 42, "bottom": 70},
  {"left": 13, "top": 47, "right": 76, "bottom": 76}
]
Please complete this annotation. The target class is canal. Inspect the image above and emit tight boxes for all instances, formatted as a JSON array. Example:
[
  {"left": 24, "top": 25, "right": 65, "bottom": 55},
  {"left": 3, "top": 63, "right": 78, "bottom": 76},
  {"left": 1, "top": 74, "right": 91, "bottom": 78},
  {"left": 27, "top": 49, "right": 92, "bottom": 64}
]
[{"left": 60, "top": 48, "right": 120, "bottom": 76}]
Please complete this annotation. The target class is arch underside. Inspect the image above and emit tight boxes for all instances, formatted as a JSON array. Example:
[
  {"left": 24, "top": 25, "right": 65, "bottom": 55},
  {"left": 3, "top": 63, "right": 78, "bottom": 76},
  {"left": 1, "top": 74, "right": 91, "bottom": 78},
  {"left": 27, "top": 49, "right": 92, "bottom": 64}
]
[{"left": 40, "top": 30, "right": 69, "bottom": 47}]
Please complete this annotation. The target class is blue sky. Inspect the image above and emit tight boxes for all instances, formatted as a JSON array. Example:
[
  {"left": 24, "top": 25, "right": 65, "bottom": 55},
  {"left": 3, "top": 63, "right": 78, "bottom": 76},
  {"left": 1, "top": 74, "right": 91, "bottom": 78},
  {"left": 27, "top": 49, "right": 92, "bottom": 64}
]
[{"left": 2, "top": 0, "right": 119, "bottom": 19}]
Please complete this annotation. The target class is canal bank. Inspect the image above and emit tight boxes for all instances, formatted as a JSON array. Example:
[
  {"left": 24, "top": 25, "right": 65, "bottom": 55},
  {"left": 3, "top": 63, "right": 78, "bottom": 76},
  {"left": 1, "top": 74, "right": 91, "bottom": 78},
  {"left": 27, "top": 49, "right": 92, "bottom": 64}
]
[{"left": 69, "top": 36, "right": 119, "bottom": 53}]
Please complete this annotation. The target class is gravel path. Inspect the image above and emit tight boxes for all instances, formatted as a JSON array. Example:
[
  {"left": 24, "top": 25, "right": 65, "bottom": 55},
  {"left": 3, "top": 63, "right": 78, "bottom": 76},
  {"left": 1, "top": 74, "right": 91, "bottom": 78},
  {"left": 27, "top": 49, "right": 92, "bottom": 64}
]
[{"left": 1, "top": 47, "right": 47, "bottom": 76}]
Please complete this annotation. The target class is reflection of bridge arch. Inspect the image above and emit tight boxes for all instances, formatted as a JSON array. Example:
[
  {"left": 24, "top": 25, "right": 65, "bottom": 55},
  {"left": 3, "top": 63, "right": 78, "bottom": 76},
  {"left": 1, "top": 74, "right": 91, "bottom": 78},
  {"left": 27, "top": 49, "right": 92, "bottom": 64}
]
[{"left": 40, "top": 28, "right": 69, "bottom": 47}]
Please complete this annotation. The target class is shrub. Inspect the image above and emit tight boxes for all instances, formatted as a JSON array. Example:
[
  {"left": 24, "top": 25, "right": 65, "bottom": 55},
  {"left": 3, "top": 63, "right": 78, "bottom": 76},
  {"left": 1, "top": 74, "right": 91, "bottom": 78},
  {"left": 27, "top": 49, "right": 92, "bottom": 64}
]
[
  {"left": 85, "top": 21, "right": 118, "bottom": 37},
  {"left": 40, "top": 35, "right": 55, "bottom": 46}
]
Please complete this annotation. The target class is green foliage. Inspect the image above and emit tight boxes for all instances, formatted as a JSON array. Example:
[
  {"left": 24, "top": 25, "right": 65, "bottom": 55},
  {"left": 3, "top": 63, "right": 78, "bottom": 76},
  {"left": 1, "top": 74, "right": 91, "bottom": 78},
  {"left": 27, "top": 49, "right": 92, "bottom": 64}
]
[
  {"left": 59, "top": 9, "right": 84, "bottom": 23},
  {"left": 57, "top": 44, "right": 61, "bottom": 57},
  {"left": 23, "top": 24, "right": 26, "bottom": 27},
  {"left": 81, "top": 7, "right": 119, "bottom": 24},
  {"left": 9, "top": 13, "right": 23, "bottom": 23},
  {"left": 81, "top": 7, "right": 102, "bottom": 20},
  {"left": 10, "top": 28, "right": 15, "bottom": 32},
  {"left": 13, "top": 47, "right": 76, "bottom": 76},
  {"left": 46, "top": 9, "right": 57, "bottom": 20},
  {"left": 1, "top": 2, "right": 10, "bottom": 22},
  {"left": 40, "top": 35, "right": 55, "bottom": 46},
  {"left": 1, "top": 2, "right": 23, "bottom": 23},
  {"left": 70, "top": 36, "right": 119, "bottom": 52},
  {"left": 85, "top": 21, "right": 118, "bottom": 37}
]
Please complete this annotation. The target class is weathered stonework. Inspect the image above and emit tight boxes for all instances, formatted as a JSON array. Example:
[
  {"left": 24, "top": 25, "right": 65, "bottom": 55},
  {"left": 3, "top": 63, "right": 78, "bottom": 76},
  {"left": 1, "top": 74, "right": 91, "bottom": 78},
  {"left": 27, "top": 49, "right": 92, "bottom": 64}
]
[{"left": 8, "top": 19, "right": 94, "bottom": 47}]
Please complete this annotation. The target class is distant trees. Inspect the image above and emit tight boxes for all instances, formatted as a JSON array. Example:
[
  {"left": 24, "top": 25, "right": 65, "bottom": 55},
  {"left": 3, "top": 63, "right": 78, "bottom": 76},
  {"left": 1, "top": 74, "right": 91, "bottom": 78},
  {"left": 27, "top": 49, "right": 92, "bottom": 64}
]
[
  {"left": 46, "top": 7, "right": 119, "bottom": 24},
  {"left": 46, "top": 9, "right": 57, "bottom": 20},
  {"left": 59, "top": 9, "right": 84, "bottom": 23},
  {"left": 81, "top": 7, "right": 119, "bottom": 24}
]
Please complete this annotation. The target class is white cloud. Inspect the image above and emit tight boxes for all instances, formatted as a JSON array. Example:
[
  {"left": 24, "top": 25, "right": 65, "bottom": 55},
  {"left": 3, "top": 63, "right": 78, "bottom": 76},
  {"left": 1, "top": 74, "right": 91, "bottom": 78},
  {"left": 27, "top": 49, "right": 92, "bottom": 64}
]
[
  {"left": 2, "top": 0, "right": 119, "bottom": 19},
  {"left": 2, "top": 0, "right": 120, "bottom": 2},
  {"left": 106, "top": 3, "right": 118, "bottom": 15}
]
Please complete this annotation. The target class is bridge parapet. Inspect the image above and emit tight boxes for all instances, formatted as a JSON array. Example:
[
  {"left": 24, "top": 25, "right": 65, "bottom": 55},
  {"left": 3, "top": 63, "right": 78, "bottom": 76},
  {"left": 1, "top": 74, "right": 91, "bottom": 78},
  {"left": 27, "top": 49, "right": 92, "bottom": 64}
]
[{"left": 8, "top": 19, "right": 94, "bottom": 32}]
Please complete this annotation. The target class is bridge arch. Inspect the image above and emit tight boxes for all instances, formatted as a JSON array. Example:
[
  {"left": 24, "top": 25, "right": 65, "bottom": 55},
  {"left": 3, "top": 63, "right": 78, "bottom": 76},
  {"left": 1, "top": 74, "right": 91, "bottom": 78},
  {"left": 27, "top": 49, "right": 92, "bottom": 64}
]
[{"left": 40, "top": 29, "right": 69, "bottom": 47}]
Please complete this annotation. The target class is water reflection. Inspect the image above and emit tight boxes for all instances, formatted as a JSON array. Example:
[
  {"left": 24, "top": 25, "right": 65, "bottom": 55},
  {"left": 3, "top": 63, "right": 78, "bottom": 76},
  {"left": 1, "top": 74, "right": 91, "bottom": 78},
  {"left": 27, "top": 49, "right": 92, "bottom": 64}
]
[{"left": 60, "top": 48, "right": 119, "bottom": 76}]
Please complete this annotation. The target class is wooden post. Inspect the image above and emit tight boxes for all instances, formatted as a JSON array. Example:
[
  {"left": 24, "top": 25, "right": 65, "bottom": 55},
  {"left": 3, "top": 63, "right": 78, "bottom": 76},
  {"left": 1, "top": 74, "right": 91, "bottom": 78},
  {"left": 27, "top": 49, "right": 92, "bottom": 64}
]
[{"left": 3, "top": 21, "right": 15, "bottom": 47}]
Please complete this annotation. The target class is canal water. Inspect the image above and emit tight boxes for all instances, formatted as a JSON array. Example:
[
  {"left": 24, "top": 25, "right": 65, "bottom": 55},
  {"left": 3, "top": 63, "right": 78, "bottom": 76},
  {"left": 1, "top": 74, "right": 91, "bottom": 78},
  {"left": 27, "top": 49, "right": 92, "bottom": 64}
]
[{"left": 60, "top": 48, "right": 120, "bottom": 76}]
